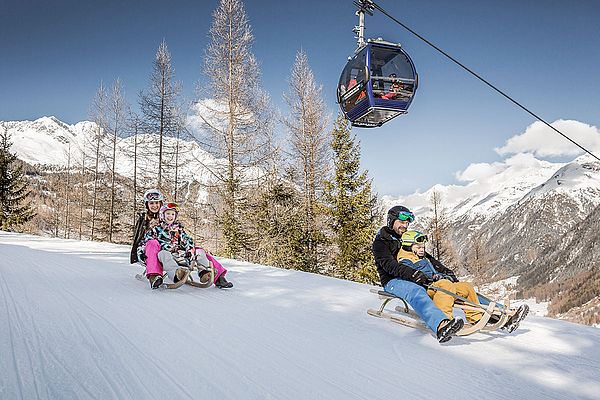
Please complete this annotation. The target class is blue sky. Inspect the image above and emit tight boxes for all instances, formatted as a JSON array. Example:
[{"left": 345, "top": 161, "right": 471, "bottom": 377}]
[{"left": 2, "top": 0, "right": 600, "bottom": 196}]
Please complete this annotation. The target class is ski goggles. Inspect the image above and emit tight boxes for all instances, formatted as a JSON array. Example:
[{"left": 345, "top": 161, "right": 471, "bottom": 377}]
[
  {"left": 145, "top": 191, "right": 163, "bottom": 201},
  {"left": 164, "top": 202, "right": 179, "bottom": 211},
  {"left": 397, "top": 211, "right": 415, "bottom": 222},
  {"left": 413, "top": 234, "right": 428, "bottom": 243}
]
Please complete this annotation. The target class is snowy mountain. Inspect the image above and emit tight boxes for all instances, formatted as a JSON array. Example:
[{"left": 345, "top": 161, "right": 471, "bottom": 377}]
[
  {"left": 482, "top": 155, "right": 600, "bottom": 269},
  {"left": 382, "top": 153, "right": 600, "bottom": 230},
  {"left": 382, "top": 153, "right": 566, "bottom": 224},
  {"left": 0, "top": 116, "right": 90, "bottom": 166},
  {"left": 0, "top": 116, "right": 225, "bottom": 197},
  {"left": 1, "top": 231, "right": 599, "bottom": 400},
  {"left": 382, "top": 152, "right": 600, "bottom": 265}
]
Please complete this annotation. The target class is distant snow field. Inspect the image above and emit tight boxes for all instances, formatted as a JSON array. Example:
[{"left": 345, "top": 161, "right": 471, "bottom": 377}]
[{"left": 1, "top": 231, "right": 599, "bottom": 400}]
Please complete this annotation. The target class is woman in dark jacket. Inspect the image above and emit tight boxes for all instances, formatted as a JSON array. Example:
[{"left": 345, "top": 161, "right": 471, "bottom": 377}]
[{"left": 130, "top": 188, "right": 164, "bottom": 264}]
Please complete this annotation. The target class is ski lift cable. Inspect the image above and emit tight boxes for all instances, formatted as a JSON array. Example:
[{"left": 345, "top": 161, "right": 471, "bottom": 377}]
[{"left": 366, "top": 0, "right": 600, "bottom": 162}]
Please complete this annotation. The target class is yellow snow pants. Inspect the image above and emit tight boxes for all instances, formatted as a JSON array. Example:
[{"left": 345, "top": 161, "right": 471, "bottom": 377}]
[{"left": 427, "top": 279, "right": 483, "bottom": 323}]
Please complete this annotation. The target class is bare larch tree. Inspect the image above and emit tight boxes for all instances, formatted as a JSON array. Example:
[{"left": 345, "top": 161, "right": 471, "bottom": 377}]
[
  {"left": 139, "top": 39, "right": 181, "bottom": 191},
  {"left": 283, "top": 49, "right": 330, "bottom": 272},
  {"left": 194, "top": 0, "right": 273, "bottom": 257}
]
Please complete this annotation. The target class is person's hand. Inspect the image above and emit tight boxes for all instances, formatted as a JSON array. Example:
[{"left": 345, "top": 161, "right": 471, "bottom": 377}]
[
  {"left": 411, "top": 270, "right": 433, "bottom": 286},
  {"left": 445, "top": 270, "right": 459, "bottom": 282},
  {"left": 432, "top": 273, "right": 444, "bottom": 282}
]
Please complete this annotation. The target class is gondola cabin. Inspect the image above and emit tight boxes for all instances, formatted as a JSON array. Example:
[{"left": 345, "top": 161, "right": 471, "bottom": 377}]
[{"left": 337, "top": 39, "right": 418, "bottom": 128}]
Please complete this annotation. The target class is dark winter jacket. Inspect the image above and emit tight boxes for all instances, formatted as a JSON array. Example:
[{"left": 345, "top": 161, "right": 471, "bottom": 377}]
[
  {"left": 130, "top": 212, "right": 159, "bottom": 264},
  {"left": 372, "top": 226, "right": 455, "bottom": 287}
]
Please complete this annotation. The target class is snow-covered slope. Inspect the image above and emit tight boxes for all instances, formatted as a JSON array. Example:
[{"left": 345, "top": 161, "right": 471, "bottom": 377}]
[{"left": 1, "top": 232, "right": 599, "bottom": 400}]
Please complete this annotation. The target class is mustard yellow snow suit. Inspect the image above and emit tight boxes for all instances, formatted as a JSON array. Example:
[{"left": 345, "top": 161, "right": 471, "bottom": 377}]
[{"left": 397, "top": 249, "right": 483, "bottom": 323}]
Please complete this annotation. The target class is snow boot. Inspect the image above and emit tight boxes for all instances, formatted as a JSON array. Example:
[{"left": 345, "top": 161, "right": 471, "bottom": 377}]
[
  {"left": 173, "top": 268, "right": 188, "bottom": 284},
  {"left": 198, "top": 269, "right": 211, "bottom": 284},
  {"left": 215, "top": 274, "right": 233, "bottom": 289},
  {"left": 436, "top": 317, "right": 464, "bottom": 343},
  {"left": 149, "top": 274, "right": 163, "bottom": 290},
  {"left": 502, "top": 304, "right": 529, "bottom": 333}
]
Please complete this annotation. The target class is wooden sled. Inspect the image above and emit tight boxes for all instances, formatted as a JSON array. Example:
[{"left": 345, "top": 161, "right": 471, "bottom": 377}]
[
  {"left": 135, "top": 263, "right": 214, "bottom": 289},
  {"left": 135, "top": 268, "right": 190, "bottom": 290},
  {"left": 184, "top": 260, "right": 215, "bottom": 288},
  {"left": 367, "top": 287, "right": 511, "bottom": 336}
]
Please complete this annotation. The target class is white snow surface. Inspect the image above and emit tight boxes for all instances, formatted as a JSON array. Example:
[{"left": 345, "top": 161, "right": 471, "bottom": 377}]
[{"left": 1, "top": 232, "right": 599, "bottom": 400}]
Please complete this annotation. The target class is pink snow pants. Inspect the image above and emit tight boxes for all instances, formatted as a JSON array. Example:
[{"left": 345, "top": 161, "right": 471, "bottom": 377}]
[
  {"left": 144, "top": 239, "right": 163, "bottom": 276},
  {"left": 145, "top": 241, "right": 226, "bottom": 283},
  {"left": 195, "top": 246, "right": 227, "bottom": 283}
]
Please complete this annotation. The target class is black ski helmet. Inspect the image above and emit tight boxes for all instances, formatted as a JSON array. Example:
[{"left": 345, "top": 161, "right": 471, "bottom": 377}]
[{"left": 386, "top": 205, "right": 414, "bottom": 229}]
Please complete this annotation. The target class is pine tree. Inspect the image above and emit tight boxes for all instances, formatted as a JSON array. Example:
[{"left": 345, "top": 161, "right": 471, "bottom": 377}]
[
  {"left": 250, "top": 176, "right": 304, "bottom": 268},
  {"left": 324, "top": 115, "right": 379, "bottom": 283},
  {"left": 0, "top": 129, "right": 35, "bottom": 230}
]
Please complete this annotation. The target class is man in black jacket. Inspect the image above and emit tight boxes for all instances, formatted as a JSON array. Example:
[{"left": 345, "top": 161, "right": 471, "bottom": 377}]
[{"left": 372, "top": 205, "right": 464, "bottom": 343}]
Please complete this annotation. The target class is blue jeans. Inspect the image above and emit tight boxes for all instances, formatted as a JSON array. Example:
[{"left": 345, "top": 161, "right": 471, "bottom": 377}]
[
  {"left": 384, "top": 279, "right": 448, "bottom": 333},
  {"left": 478, "top": 293, "right": 505, "bottom": 310}
]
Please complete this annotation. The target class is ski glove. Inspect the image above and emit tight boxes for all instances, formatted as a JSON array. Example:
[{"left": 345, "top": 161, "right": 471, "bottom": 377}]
[
  {"left": 444, "top": 270, "right": 459, "bottom": 283},
  {"left": 432, "top": 273, "right": 444, "bottom": 282},
  {"left": 411, "top": 270, "right": 433, "bottom": 286}
]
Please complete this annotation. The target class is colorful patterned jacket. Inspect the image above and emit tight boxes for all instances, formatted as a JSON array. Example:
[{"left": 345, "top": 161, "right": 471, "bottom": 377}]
[{"left": 138, "top": 221, "right": 195, "bottom": 261}]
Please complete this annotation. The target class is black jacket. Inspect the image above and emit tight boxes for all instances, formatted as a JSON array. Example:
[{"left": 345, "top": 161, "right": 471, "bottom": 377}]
[
  {"left": 130, "top": 212, "right": 149, "bottom": 264},
  {"left": 372, "top": 226, "right": 454, "bottom": 287}
]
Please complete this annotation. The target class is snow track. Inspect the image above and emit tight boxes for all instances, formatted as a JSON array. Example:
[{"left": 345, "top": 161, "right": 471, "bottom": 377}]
[{"left": 1, "top": 232, "right": 599, "bottom": 400}]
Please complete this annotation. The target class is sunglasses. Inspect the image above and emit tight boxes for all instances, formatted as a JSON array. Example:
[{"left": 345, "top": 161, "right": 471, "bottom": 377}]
[{"left": 397, "top": 211, "right": 414, "bottom": 222}]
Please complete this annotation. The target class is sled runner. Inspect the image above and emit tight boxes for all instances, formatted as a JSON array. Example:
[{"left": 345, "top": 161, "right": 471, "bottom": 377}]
[
  {"left": 367, "top": 287, "right": 511, "bottom": 336},
  {"left": 183, "top": 259, "right": 215, "bottom": 289},
  {"left": 135, "top": 262, "right": 216, "bottom": 290}
]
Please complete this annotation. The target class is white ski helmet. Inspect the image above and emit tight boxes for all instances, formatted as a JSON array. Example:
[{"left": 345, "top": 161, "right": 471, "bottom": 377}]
[{"left": 143, "top": 188, "right": 164, "bottom": 206}]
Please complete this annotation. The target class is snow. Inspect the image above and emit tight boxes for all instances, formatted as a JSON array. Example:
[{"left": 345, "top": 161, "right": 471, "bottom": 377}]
[{"left": 1, "top": 232, "right": 600, "bottom": 399}]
